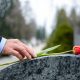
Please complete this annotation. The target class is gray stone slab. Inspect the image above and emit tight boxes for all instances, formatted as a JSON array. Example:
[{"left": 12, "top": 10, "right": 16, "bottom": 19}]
[{"left": 0, "top": 54, "right": 80, "bottom": 80}]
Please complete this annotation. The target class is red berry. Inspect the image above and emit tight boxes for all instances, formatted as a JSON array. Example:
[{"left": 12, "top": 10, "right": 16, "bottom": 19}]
[{"left": 73, "top": 46, "right": 80, "bottom": 55}]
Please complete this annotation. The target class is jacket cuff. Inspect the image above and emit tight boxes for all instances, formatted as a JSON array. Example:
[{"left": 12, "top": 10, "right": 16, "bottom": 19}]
[{"left": 0, "top": 37, "right": 7, "bottom": 54}]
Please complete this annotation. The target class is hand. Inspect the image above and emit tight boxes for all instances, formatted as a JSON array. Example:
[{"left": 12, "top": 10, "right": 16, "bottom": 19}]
[{"left": 2, "top": 39, "right": 37, "bottom": 60}]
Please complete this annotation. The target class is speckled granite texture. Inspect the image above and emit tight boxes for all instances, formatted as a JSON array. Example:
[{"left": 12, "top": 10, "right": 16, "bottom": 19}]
[{"left": 0, "top": 54, "right": 80, "bottom": 80}]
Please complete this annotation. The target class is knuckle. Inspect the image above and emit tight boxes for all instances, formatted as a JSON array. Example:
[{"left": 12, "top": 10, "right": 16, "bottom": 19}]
[
  {"left": 15, "top": 39, "right": 19, "bottom": 42},
  {"left": 16, "top": 51, "right": 19, "bottom": 54},
  {"left": 22, "top": 49, "right": 26, "bottom": 52}
]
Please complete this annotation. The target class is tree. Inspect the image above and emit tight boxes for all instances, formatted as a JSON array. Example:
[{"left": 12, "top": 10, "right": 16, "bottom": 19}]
[
  {"left": 69, "top": 8, "right": 80, "bottom": 45},
  {"left": 25, "top": 19, "right": 37, "bottom": 40},
  {"left": 5, "top": 0, "right": 37, "bottom": 40},
  {"left": 0, "top": 0, "right": 13, "bottom": 38},
  {"left": 0, "top": 0, "right": 37, "bottom": 40},
  {"left": 36, "top": 27, "right": 46, "bottom": 41},
  {"left": 0, "top": 19, "right": 13, "bottom": 38},
  {"left": 45, "top": 9, "right": 73, "bottom": 53},
  {"left": 0, "top": 0, "right": 12, "bottom": 18},
  {"left": 5, "top": 0, "right": 25, "bottom": 38},
  {"left": 69, "top": 8, "right": 77, "bottom": 26}
]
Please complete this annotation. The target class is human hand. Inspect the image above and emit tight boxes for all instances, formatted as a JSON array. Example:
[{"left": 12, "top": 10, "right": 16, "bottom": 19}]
[{"left": 2, "top": 39, "right": 37, "bottom": 60}]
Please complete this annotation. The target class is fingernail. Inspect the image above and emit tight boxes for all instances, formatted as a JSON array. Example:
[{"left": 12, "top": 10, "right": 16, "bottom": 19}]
[
  {"left": 33, "top": 50, "right": 37, "bottom": 57},
  {"left": 29, "top": 56, "right": 32, "bottom": 60},
  {"left": 28, "top": 47, "right": 37, "bottom": 58}
]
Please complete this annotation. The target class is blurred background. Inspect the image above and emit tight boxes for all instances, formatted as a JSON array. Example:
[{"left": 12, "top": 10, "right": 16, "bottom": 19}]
[{"left": 0, "top": 0, "right": 80, "bottom": 69}]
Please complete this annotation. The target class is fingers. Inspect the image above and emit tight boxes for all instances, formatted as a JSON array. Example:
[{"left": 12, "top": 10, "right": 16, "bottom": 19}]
[
  {"left": 17, "top": 40, "right": 37, "bottom": 58},
  {"left": 26, "top": 46, "right": 37, "bottom": 58},
  {"left": 22, "top": 50, "right": 32, "bottom": 60},
  {"left": 11, "top": 49, "right": 23, "bottom": 60},
  {"left": 4, "top": 39, "right": 37, "bottom": 60},
  {"left": 14, "top": 44, "right": 32, "bottom": 60},
  {"left": 21, "top": 43, "right": 36, "bottom": 58}
]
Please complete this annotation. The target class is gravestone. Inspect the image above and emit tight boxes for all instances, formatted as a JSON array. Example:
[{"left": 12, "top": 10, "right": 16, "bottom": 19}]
[{"left": 0, "top": 54, "right": 80, "bottom": 80}]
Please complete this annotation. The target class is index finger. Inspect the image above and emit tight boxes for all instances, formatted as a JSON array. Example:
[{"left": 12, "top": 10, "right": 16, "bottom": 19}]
[{"left": 17, "top": 41, "right": 37, "bottom": 58}]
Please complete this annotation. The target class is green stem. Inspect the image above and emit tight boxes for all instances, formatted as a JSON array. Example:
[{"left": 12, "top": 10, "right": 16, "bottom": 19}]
[
  {"left": 49, "top": 50, "right": 73, "bottom": 55},
  {"left": 0, "top": 50, "right": 73, "bottom": 67},
  {"left": 0, "top": 60, "right": 19, "bottom": 66}
]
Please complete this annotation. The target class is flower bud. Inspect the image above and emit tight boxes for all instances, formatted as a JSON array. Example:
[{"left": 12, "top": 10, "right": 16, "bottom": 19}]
[{"left": 73, "top": 46, "right": 80, "bottom": 55}]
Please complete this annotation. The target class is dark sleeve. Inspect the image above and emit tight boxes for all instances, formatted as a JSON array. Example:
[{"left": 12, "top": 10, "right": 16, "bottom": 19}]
[{"left": 0, "top": 36, "right": 2, "bottom": 42}]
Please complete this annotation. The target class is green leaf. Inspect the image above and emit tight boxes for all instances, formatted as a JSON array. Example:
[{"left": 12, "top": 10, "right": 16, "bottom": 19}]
[{"left": 38, "top": 44, "right": 61, "bottom": 53}]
